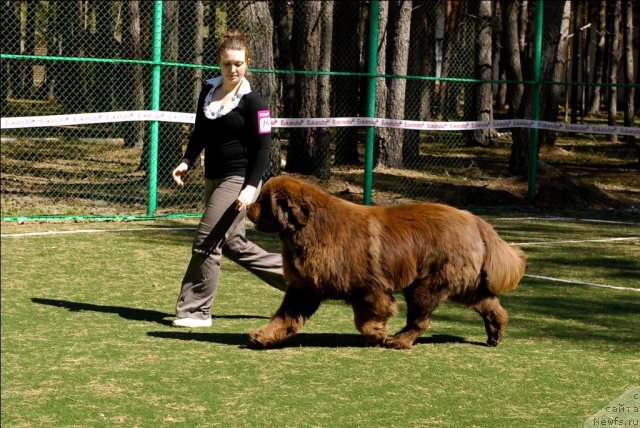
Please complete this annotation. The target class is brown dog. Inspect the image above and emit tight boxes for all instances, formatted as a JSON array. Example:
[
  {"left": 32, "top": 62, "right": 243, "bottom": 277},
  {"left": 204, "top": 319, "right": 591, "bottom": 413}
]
[{"left": 247, "top": 176, "right": 526, "bottom": 349}]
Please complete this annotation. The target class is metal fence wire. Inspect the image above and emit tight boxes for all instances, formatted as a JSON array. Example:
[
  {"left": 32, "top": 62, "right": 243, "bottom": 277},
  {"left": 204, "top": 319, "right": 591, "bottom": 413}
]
[{"left": 1, "top": 0, "right": 638, "bottom": 220}]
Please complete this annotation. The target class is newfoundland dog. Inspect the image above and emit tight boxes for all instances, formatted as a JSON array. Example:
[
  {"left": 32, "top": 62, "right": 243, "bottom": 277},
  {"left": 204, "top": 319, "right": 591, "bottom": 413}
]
[{"left": 247, "top": 176, "right": 526, "bottom": 349}]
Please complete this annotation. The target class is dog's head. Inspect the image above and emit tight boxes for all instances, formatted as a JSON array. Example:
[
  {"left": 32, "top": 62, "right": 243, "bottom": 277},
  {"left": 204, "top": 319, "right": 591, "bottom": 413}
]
[{"left": 247, "top": 176, "right": 312, "bottom": 233}]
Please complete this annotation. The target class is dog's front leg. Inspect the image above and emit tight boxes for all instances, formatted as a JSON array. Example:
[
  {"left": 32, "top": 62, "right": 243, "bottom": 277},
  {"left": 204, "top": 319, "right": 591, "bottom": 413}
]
[
  {"left": 249, "top": 287, "right": 321, "bottom": 348},
  {"left": 351, "top": 290, "right": 397, "bottom": 347}
]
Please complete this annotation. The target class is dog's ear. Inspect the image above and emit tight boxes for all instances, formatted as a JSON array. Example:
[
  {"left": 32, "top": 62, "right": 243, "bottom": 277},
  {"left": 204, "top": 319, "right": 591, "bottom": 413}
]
[{"left": 272, "top": 191, "right": 311, "bottom": 232}]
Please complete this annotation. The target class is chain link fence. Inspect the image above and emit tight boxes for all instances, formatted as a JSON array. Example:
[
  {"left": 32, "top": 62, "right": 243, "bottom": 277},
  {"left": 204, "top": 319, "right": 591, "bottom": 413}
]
[{"left": 1, "top": 0, "right": 638, "bottom": 220}]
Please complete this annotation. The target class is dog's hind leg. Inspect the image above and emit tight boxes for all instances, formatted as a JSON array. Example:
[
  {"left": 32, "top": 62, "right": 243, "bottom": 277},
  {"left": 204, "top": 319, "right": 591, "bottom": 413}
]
[
  {"left": 473, "top": 295, "right": 508, "bottom": 347},
  {"left": 249, "top": 287, "right": 321, "bottom": 348},
  {"left": 351, "top": 290, "right": 397, "bottom": 347},
  {"left": 386, "top": 282, "right": 449, "bottom": 349}
]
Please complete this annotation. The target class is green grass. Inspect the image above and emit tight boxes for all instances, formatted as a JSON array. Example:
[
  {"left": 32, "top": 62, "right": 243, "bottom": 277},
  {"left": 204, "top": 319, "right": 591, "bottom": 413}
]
[{"left": 2, "top": 218, "right": 639, "bottom": 427}]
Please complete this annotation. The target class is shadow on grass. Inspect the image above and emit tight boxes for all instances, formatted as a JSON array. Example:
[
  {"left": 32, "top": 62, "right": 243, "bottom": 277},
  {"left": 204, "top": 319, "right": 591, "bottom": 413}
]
[
  {"left": 31, "top": 298, "right": 269, "bottom": 327},
  {"left": 147, "top": 330, "right": 487, "bottom": 349}
]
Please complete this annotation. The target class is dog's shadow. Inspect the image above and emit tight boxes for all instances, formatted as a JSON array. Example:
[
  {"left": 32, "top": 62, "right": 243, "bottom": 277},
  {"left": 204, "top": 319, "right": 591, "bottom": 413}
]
[
  {"left": 31, "top": 298, "right": 487, "bottom": 349},
  {"left": 30, "top": 298, "right": 268, "bottom": 327},
  {"left": 147, "top": 331, "right": 488, "bottom": 349}
]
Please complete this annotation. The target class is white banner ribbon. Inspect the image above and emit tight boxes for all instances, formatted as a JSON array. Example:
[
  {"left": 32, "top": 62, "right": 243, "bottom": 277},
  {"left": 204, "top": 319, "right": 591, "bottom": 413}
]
[{"left": 2, "top": 111, "right": 638, "bottom": 136}]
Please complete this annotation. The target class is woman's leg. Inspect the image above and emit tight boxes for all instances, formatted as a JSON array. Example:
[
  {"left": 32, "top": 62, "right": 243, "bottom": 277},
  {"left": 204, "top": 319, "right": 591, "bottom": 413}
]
[
  {"left": 223, "top": 220, "right": 287, "bottom": 291},
  {"left": 175, "top": 177, "right": 246, "bottom": 320},
  {"left": 223, "top": 177, "right": 287, "bottom": 291}
]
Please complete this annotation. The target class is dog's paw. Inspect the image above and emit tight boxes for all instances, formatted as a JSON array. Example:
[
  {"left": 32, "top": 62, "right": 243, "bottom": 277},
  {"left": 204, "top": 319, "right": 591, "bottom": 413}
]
[
  {"left": 383, "top": 336, "right": 414, "bottom": 350},
  {"left": 248, "top": 329, "right": 269, "bottom": 349},
  {"left": 487, "top": 332, "right": 504, "bottom": 347}
]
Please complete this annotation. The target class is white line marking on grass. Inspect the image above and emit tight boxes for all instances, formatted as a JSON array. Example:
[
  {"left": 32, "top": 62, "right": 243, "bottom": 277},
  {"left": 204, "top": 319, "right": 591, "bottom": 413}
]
[
  {"left": 496, "top": 216, "right": 639, "bottom": 225},
  {"left": 524, "top": 274, "right": 640, "bottom": 292},
  {"left": 514, "top": 237, "right": 640, "bottom": 246},
  {"left": 1, "top": 227, "right": 196, "bottom": 238}
]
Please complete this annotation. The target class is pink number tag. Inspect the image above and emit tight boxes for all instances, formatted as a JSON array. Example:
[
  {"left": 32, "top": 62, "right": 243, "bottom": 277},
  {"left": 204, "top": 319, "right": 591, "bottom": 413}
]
[{"left": 258, "top": 110, "right": 271, "bottom": 134}]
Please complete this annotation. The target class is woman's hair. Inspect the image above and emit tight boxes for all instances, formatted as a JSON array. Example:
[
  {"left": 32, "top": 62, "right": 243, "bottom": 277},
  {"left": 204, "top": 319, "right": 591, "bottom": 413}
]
[{"left": 216, "top": 31, "right": 252, "bottom": 61}]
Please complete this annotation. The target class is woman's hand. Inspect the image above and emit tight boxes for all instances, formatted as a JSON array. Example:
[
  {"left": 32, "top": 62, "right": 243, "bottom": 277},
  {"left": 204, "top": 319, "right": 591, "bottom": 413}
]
[
  {"left": 236, "top": 185, "right": 257, "bottom": 211},
  {"left": 172, "top": 162, "right": 189, "bottom": 187}
]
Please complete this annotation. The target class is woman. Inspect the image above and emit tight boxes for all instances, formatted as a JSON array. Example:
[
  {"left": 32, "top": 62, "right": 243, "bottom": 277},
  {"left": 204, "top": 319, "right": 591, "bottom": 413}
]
[{"left": 171, "top": 31, "right": 286, "bottom": 328}]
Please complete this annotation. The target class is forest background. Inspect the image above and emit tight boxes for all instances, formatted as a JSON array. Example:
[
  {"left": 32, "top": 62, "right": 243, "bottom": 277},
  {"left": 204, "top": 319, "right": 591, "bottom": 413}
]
[{"left": 1, "top": 0, "right": 638, "bottom": 219}]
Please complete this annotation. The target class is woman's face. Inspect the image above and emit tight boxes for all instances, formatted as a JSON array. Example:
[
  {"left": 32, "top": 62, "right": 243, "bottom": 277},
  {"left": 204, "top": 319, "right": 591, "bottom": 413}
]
[{"left": 219, "top": 49, "right": 248, "bottom": 86}]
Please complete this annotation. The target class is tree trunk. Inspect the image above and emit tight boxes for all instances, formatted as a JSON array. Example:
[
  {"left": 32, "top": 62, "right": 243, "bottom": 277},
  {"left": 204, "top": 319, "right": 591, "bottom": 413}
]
[
  {"left": 122, "top": 0, "right": 146, "bottom": 149},
  {"left": 470, "top": 0, "right": 493, "bottom": 146},
  {"left": 621, "top": 0, "right": 635, "bottom": 146},
  {"left": 52, "top": 0, "right": 85, "bottom": 112},
  {"left": 587, "top": 0, "right": 606, "bottom": 115},
  {"left": 193, "top": 1, "right": 204, "bottom": 111},
  {"left": 494, "top": 1, "right": 506, "bottom": 112},
  {"left": 569, "top": 0, "right": 583, "bottom": 124},
  {"left": 378, "top": 0, "right": 412, "bottom": 168},
  {"left": 16, "top": 0, "right": 37, "bottom": 99},
  {"left": 177, "top": 1, "right": 196, "bottom": 114},
  {"left": 373, "top": 1, "right": 389, "bottom": 167},
  {"left": 540, "top": 0, "right": 571, "bottom": 147},
  {"left": 156, "top": 1, "right": 182, "bottom": 183},
  {"left": 1, "top": 0, "right": 21, "bottom": 111},
  {"left": 313, "top": 1, "right": 334, "bottom": 179},
  {"left": 518, "top": 0, "right": 528, "bottom": 54},
  {"left": 607, "top": 0, "right": 622, "bottom": 143},
  {"left": 438, "top": 1, "right": 464, "bottom": 120},
  {"left": 93, "top": 0, "right": 114, "bottom": 113},
  {"left": 509, "top": 1, "right": 566, "bottom": 176},
  {"left": 286, "top": 1, "right": 322, "bottom": 175},
  {"left": 333, "top": 0, "right": 364, "bottom": 166},
  {"left": 272, "top": 1, "right": 294, "bottom": 118},
  {"left": 403, "top": 1, "right": 435, "bottom": 166},
  {"left": 500, "top": 0, "right": 524, "bottom": 117}
]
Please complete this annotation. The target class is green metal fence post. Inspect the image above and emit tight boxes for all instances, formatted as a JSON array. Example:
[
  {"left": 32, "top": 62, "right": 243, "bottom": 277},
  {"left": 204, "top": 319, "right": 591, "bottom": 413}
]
[
  {"left": 363, "top": 0, "right": 380, "bottom": 205},
  {"left": 528, "top": 0, "right": 544, "bottom": 203},
  {"left": 146, "top": 0, "right": 163, "bottom": 216}
]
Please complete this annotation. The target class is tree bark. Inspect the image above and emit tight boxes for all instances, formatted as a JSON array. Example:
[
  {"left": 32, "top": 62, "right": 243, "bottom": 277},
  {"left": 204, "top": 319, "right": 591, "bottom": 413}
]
[
  {"left": 378, "top": 1, "right": 412, "bottom": 168},
  {"left": 314, "top": 1, "right": 334, "bottom": 179},
  {"left": 156, "top": 1, "right": 182, "bottom": 183},
  {"left": 373, "top": 1, "right": 389, "bottom": 167},
  {"left": 607, "top": 0, "right": 622, "bottom": 143},
  {"left": 1, "top": 0, "right": 22, "bottom": 111},
  {"left": 621, "top": 0, "right": 635, "bottom": 147},
  {"left": 272, "top": 1, "right": 294, "bottom": 118},
  {"left": 509, "top": 1, "right": 566, "bottom": 176},
  {"left": 500, "top": 0, "right": 524, "bottom": 117},
  {"left": 438, "top": 1, "right": 464, "bottom": 120},
  {"left": 540, "top": 0, "right": 571, "bottom": 147},
  {"left": 569, "top": 0, "right": 583, "bottom": 124},
  {"left": 587, "top": 0, "right": 607, "bottom": 115},
  {"left": 470, "top": 0, "right": 493, "bottom": 146},
  {"left": 333, "top": 0, "right": 364, "bottom": 166},
  {"left": 286, "top": 1, "right": 331, "bottom": 176},
  {"left": 122, "top": 0, "right": 146, "bottom": 149},
  {"left": 403, "top": 1, "right": 435, "bottom": 166}
]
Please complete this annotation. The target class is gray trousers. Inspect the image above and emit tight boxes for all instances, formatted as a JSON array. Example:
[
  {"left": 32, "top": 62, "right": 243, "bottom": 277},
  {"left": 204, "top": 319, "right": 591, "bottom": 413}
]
[{"left": 175, "top": 176, "right": 286, "bottom": 320}]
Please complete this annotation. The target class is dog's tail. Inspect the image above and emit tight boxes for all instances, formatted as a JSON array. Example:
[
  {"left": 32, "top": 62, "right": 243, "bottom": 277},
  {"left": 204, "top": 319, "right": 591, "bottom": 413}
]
[{"left": 476, "top": 217, "right": 527, "bottom": 294}]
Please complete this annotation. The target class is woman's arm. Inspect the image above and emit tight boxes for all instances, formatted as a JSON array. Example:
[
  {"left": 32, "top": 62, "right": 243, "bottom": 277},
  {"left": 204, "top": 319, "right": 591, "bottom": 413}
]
[{"left": 243, "top": 92, "right": 272, "bottom": 188}]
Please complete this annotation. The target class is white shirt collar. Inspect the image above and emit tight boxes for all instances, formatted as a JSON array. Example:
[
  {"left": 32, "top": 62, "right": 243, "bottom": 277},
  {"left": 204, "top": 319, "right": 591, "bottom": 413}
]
[
  {"left": 203, "top": 76, "right": 252, "bottom": 119},
  {"left": 205, "top": 76, "right": 251, "bottom": 95}
]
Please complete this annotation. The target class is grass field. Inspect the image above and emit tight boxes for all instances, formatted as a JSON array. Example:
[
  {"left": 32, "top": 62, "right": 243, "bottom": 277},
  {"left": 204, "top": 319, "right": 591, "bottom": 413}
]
[{"left": 1, "top": 216, "right": 639, "bottom": 427}]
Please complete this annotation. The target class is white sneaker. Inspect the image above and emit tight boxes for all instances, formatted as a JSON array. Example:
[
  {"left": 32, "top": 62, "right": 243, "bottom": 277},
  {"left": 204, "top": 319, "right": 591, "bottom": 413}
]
[{"left": 172, "top": 317, "right": 212, "bottom": 328}]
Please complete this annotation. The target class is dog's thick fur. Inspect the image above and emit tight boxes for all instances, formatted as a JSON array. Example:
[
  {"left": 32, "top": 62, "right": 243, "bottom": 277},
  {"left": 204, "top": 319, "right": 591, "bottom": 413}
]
[{"left": 247, "top": 176, "right": 526, "bottom": 349}]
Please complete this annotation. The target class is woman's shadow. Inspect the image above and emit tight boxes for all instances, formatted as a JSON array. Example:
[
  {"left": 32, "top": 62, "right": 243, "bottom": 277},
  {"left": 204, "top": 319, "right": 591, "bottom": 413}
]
[{"left": 30, "top": 297, "right": 268, "bottom": 327}]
